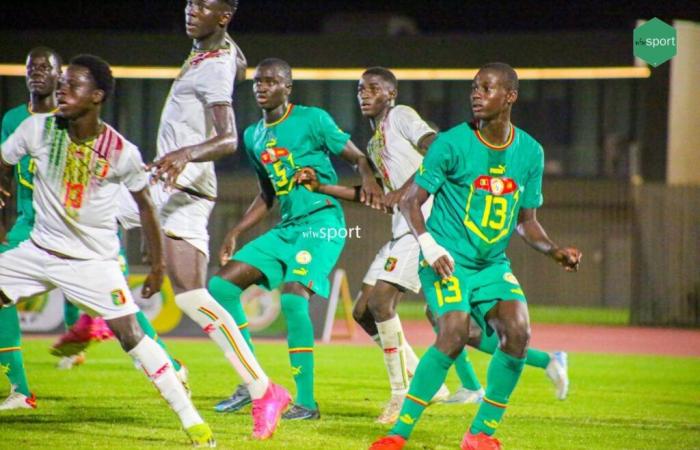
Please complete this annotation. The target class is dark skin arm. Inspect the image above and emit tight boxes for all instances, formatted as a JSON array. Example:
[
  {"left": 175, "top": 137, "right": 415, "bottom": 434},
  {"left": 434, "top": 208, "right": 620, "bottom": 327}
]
[
  {"left": 130, "top": 188, "right": 165, "bottom": 298},
  {"left": 337, "top": 141, "right": 384, "bottom": 209},
  {"left": 517, "top": 208, "right": 582, "bottom": 271},
  {"left": 0, "top": 159, "right": 12, "bottom": 209},
  {"left": 400, "top": 182, "right": 454, "bottom": 279},
  {"left": 149, "top": 104, "right": 237, "bottom": 187},
  {"left": 218, "top": 176, "right": 276, "bottom": 266}
]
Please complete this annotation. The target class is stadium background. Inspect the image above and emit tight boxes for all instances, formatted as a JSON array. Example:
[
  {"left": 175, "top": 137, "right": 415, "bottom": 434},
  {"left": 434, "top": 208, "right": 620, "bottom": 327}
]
[{"left": 1, "top": 2, "right": 698, "bottom": 334}]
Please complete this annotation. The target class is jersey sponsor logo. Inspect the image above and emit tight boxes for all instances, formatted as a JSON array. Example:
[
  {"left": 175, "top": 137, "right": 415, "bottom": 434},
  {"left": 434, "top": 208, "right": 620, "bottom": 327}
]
[
  {"left": 260, "top": 147, "right": 290, "bottom": 164},
  {"left": 384, "top": 257, "right": 398, "bottom": 272},
  {"left": 295, "top": 250, "right": 312, "bottom": 264},
  {"left": 489, "top": 164, "right": 506, "bottom": 175},
  {"left": 503, "top": 272, "right": 520, "bottom": 285},
  {"left": 292, "top": 267, "right": 309, "bottom": 276},
  {"left": 110, "top": 289, "right": 127, "bottom": 306},
  {"left": 474, "top": 175, "right": 518, "bottom": 196}
]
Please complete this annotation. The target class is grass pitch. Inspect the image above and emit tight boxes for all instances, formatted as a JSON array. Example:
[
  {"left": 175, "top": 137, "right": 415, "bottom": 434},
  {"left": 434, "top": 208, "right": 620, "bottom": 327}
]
[{"left": 1, "top": 339, "right": 698, "bottom": 449}]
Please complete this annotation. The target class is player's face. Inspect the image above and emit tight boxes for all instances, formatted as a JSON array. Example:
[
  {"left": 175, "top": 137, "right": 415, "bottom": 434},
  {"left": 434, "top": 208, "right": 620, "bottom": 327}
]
[
  {"left": 357, "top": 74, "right": 396, "bottom": 118},
  {"left": 470, "top": 69, "right": 516, "bottom": 120},
  {"left": 56, "top": 66, "right": 102, "bottom": 119},
  {"left": 185, "top": 0, "right": 229, "bottom": 40},
  {"left": 25, "top": 53, "right": 60, "bottom": 97},
  {"left": 253, "top": 65, "right": 290, "bottom": 110}
]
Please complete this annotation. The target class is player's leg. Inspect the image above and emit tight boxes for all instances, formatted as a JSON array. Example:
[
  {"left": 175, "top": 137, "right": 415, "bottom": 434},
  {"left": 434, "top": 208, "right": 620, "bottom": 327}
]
[
  {"left": 461, "top": 264, "right": 529, "bottom": 450},
  {"left": 371, "top": 266, "right": 470, "bottom": 449},
  {"left": 424, "top": 307, "right": 484, "bottom": 404},
  {"left": 210, "top": 260, "right": 269, "bottom": 413},
  {"left": 0, "top": 305, "right": 35, "bottom": 409},
  {"left": 352, "top": 283, "right": 378, "bottom": 339}
]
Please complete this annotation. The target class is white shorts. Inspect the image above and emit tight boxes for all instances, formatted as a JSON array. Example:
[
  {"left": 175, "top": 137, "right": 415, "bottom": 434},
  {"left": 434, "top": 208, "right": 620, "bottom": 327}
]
[
  {"left": 0, "top": 241, "right": 139, "bottom": 320},
  {"left": 362, "top": 233, "right": 421, "bottom": 293},
  {"left": 118, "top": 183, "right": 214, "bottom": 259}
]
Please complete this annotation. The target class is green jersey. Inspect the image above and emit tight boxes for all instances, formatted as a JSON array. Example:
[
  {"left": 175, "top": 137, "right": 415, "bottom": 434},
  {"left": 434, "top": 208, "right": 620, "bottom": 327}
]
[
  {"left": 1, "top": 104, "right": 35, "bottom": 243},
  {"left": 415, "top": 122, "right": 544, "bottom": 269},
  {"left": 243, "top": 104, "right": 350, "bottom": 224}
]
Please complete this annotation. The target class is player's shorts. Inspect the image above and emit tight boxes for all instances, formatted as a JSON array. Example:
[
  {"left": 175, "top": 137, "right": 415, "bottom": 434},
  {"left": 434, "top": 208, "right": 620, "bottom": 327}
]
[
  {"left": 362, "top": 233, "right": 421, "bottom": 293},
  {"left": 0, "top": 240, "right": 139, "bottom": 320},
  {"left": 419, "top": 260, "right": 527, "bottom": 336},
  {"left": 232, "top": 206, "right": 346, "bottom": 298},
  {"left": 118, "top": 183, "right": 214, "bottom": 259}
]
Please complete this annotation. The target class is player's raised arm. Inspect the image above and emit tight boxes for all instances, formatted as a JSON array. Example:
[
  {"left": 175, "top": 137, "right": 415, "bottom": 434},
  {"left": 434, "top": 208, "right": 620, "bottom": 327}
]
[
  {"left": 516, "top": 208, "right": 582, "bottom": 272},
  {"left": 338, "top": 142, "right": 384, "bottom": 209},
  {"left": 400, "top": 182, "right": 454, "bottom": 279},
  {"left": 130, "top": 188, "right": 165, "bottom": 297}
]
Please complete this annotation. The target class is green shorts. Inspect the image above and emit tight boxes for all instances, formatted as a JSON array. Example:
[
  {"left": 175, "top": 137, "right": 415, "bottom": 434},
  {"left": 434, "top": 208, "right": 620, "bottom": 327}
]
[
  {"left": 419, "top": 260, "right": 527, "bottom": 336},
  {"left": 232, "top": 206, "right": 346, "bottom": 298}
]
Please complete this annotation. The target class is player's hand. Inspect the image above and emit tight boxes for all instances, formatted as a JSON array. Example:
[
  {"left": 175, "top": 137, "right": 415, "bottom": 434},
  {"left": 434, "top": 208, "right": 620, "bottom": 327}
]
[
  {"left": 141, "top": 266, "right": 164, "bottom": 298},
  {"left": 384, "top": 189, "right": 405, "bottom": 209},
  {"left": 551, "top": 247, "right": 582, "bottom": 272},
  {"left": 148, "top": 147, "right": 193, "bottom": 188},
  {"left": 418, "top": 233, "right": 455, "bottom": 279},
  {"left": 219, "top": 230, "right": 238, "bottom": 267},
  {"left": 293, "top": 167, "right": 320, "bottom": 192},
  {"left": 0, "top": 185, "right": 10, "bottom": 209},
  {"left": 361, "top": 177, "right": 384, "bottom": 210}
]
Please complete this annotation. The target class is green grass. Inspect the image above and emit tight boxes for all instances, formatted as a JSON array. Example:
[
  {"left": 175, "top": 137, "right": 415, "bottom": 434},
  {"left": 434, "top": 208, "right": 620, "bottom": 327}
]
[
  {"left": 2, "top": 339, "right": 698, "bottom": 449},
  {"left": 388, "top": 301, "right": 630, "bottom": 326}
]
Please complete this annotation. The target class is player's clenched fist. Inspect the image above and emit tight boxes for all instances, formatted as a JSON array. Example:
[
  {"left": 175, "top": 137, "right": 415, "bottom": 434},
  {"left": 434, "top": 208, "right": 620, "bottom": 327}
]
[
  {"left": 551, "top": 247, "right": 582, "bottom": 272},
  {"left": 293, "top": 167, "right": 320, "bottom": 192}
]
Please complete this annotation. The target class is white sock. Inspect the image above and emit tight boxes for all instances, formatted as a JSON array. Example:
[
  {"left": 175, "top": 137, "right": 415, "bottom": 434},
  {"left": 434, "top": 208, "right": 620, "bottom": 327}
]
[
  {"left": 370, "top": 334, "right": 382, "bottom": 347},
  {"left": 175, "top": 289, "right": 269, "bottom": 399},
  {"left": 376, "top": 315, "right": 409, "bottom": 395},
  {"left": 128, "top": 336, "right": 202, "bottom": 428},
  {"left": 404, "top": 339, "right": 420, "bottom": 378}
]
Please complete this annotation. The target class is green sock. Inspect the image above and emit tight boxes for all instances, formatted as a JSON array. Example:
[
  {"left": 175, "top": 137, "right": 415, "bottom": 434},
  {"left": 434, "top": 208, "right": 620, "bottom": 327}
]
[
  {"left": 208, "top": 276, "right": 254, "bottom": 352},
  {"left": 281, "top": 293, "right": 315, "bottom": 409},
  {"left": 0, "top": 306, "right": 30, "bottom": 396},
  {"left": 476, "top": 330, "right": 551, "bottom": 369},
  {"left": 391, "top": 346, "right": 454, "bottom": 439},
  {"left": 136, "top": 311, "right": 181, "bottom": 372},
  {"left": 63, "top": 300, "right": 80, "bottom": 329},
  {"left": 470, "top": 349, "right": 525, "bottom": 436},
  {"left": 455, "top": 349, "right": 482, "bottom": 391}
]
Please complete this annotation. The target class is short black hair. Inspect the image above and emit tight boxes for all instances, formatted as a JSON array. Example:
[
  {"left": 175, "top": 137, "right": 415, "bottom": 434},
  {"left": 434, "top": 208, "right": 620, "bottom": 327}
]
[
  {"left": 362, "top": 67, "right": 397, "bottom": 90},
  {"left": 479, "top": 62, "right": 519, "bottom": 91},
  {"left": 69, "top": 54, "right": 115, "bottom": 103},
  {"left": 220, "top": 0, "right": 238, "bottom": 12},
  {"left": 257, "top": 57, "right": 292, "bottom": 83},
  {"left": 27, "top": 46, "right": 62, "bottom": 68}
]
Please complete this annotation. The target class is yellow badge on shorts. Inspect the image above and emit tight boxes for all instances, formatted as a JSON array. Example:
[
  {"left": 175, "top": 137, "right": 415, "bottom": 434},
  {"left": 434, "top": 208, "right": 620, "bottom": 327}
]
[
  {"left": 384, "top": 257, "right": 398, "bottom": 272},
  {"left": 503, "top": 273, "right": 520, "bottom": 285},
  {"left": 111, "top": 289, "right": 127, "bottom": 306},
  {"left": 295, "top": 250, "right": 312, "bottom": 265}
]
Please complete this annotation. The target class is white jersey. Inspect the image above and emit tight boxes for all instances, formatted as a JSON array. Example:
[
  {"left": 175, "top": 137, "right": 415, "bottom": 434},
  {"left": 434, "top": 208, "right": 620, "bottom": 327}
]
[
  {"left": 156, "top": 39, "right": 237, "bottom": 198},
  {"left": 1, "top": 115, "right": 147, "bottom": 260},
  {"left": 366, "top": 105, "right": 435, "bottom": 238}
]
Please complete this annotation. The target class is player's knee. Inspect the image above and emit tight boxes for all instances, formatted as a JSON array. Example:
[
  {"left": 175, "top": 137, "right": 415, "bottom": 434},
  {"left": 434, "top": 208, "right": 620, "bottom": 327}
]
[
  {"left": 500, "top": 319, "right": 530, "bottom": 356},
  {"left": 435, "top": 323, "right": 469, "bottom": 358},
  {"left": 109, "top": 317, "right": 145, "bottom": 352},
  {"left": 352, "top": 300, "right": 368, "bottom": 325},
  {"left": 367, "top": 295, "right": 394, "bottom": 322}
]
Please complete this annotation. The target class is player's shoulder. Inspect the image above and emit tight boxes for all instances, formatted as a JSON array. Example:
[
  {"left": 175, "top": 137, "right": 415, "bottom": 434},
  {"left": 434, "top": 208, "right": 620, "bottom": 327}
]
[
  {"left": 513, "top": 126, "right": 544, "bottom": 155},
  {"left": 437, "top": 122, "right": 471, "bottom": 143},
  {"left": 291, "top": 104, "right": 325, "bottom": 118},
  {"left": 102, "top": 123, "right": 139, "bottom": 157}
]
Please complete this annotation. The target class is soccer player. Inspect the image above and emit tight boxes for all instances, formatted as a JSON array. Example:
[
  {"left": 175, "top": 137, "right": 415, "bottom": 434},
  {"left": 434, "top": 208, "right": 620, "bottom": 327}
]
[
  {"left": 117, "top": 0, "right": 291, "bottom": 440},
  {"left": 369, "top": 63, "right": 582, "bottom": 450},
  {"left": 210, "top": 58, "right": 384, "bottom": 420},
  {"left": 0, "top": 54, "right": 214, "bottom": 447},
  {"left": 0, "top": 48, "right": 188, "bottom": 409}
]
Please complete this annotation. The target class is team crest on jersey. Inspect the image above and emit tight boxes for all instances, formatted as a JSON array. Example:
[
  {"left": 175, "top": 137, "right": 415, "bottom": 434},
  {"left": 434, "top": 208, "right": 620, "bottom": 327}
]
[
  {"left": 110, "top": 289, "right": 127, "bottom": 306},
  {"left": 261, "top": 147, "right": 289, "bottom": 164},
  {"left": 503, "top": 273, "right": 520, "bottom": 285},
  {"left": 384, "top": 257, "right": 398, "bottom": 272},
  {"left": 296, "top": 250, "right": 312, "bottom": 264},
  {"left": 474, "top": 175, "right": 518, "bottom": 196},
  {"left": 94, "top": 158, "right": 110, "bottom": 179}
]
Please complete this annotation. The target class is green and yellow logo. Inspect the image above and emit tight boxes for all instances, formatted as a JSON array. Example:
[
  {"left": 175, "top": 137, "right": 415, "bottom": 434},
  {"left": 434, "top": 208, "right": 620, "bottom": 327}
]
[
  {"left": 634, "top": 18, "right": 677, "bottom": 67},
  {"left": 111, "top": 289, "right": 127, "bottom": 306},
  {"left": 399, "top": 414, "right": 415, "bottom": 425},
  {"left": 291, "top": 365, "right": 302, "bottom": 376},
  {"left": 483, "top": 419, "right": 500, "bottom": 430}
]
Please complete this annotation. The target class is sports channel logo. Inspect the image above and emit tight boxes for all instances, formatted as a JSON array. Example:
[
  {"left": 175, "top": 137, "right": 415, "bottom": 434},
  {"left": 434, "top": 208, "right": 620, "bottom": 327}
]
[{"left": 633, "top": 18, "right": 677, "bottom": 67}]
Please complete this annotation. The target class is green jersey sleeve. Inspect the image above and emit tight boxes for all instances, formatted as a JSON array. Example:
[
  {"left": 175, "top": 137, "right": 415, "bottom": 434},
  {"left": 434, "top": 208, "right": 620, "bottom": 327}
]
[
  {"left": 313, "top": 108, "right": 350, "bottom": 156},
  {"left": 521, "top": 144, "right": 544, "bottom": 209},
  {"left": 414, "top": 134, "right": 453, "bottom": 194}
]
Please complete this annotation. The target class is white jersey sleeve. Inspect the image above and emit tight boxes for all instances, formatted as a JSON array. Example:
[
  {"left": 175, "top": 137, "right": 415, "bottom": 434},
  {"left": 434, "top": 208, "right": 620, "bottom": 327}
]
[
  {"left": 1, "top": 115, "right": 39, "bottom": 165},
  {"left": 113, "top": 143, "right": 148, "bottom": 193},
  {"left": 391, "top": 105, "right": 435, "bottom": 148},
  {"left": 194, "top": 56, "right": 236, "bottom": 106}
]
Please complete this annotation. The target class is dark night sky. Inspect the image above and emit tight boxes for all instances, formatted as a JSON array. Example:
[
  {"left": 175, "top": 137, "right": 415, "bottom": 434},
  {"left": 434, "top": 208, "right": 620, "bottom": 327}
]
[{"left": 0, "top": 0, "right": 698, "bottom": 34}]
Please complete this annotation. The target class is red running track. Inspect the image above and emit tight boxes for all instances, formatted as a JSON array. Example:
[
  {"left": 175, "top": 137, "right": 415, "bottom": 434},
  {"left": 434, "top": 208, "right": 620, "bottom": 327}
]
[{"left": 331, "top": 321, "right": 700, "bottom": 357}]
